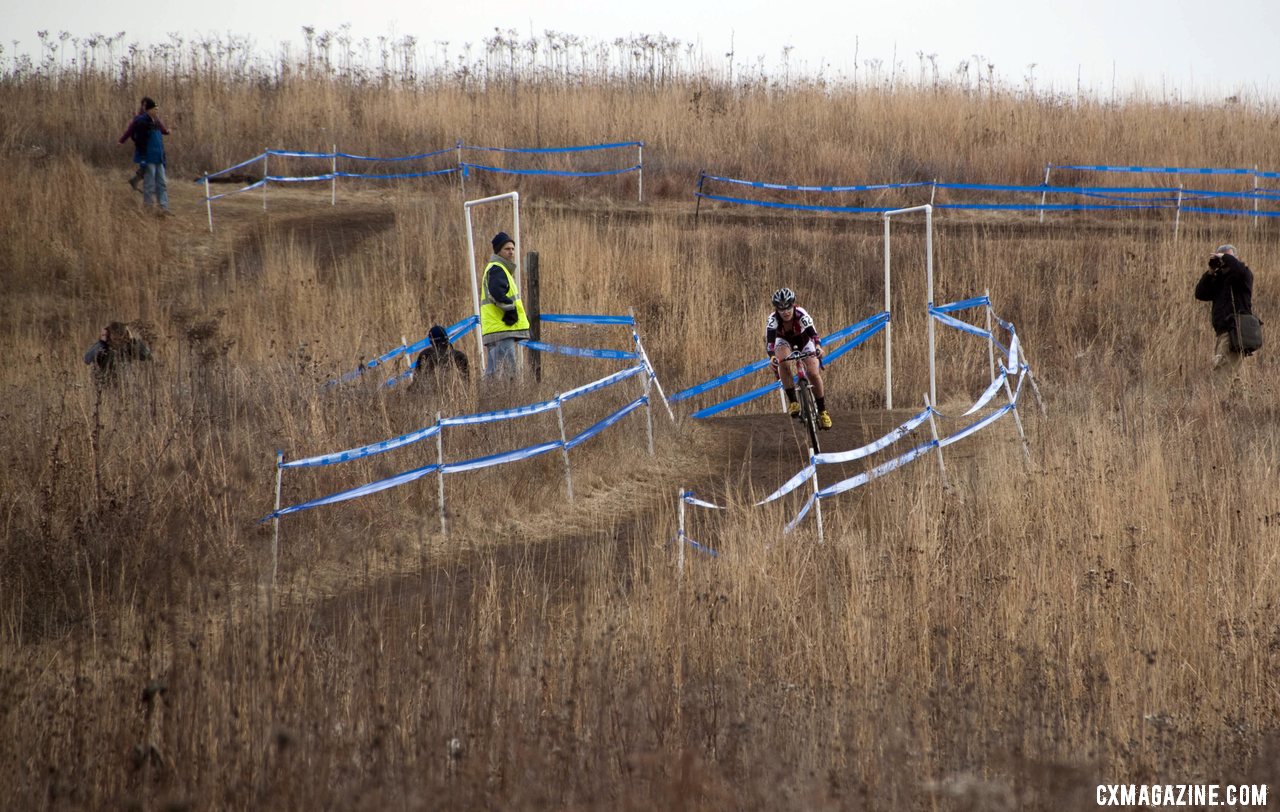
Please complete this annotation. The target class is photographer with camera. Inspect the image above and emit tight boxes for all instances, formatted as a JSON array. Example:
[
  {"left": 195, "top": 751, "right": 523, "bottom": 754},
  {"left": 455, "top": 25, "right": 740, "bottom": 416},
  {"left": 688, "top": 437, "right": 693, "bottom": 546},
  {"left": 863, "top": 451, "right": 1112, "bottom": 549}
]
[{"left": 1194, "top": 244, "right": 1256, "bottom": 373}]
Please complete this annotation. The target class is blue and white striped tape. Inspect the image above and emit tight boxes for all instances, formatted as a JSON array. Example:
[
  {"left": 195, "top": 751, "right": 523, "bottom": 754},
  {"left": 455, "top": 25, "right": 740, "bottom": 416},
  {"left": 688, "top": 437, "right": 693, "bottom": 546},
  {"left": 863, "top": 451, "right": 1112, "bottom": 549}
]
[
  {"left": 519, "top": 339, "right": 640, "bottom": 360},
  {"left": 440, "top": 439, "right": 563, "bottom": 475},
  {"left": 265, "top": 460, "right": 441, "bottom": 520},
  {"left": 754, "top": 464, "right": 816, "bottom": 505},
  {"left": 464, "top": 141, "right": 642, "bottom": 154},
  {"left": 462, "top": 162, "right": 640, "bottom": 178},
  {"left": 281, "top": 423, "right": 442, "bottom": 469},
  {"left": 541, "top": 313, "right": 636, "bottom": 326},
  {"left": 440, "top": 399, "right": 560, "bottom": 427},
  {"left": 560, "top": 364, "right": 646, "bottom": 402},
  {"left": 677, "top": 535, "right": 720, "bottom": 557},
  {"left": 812, "top": 407, "right": 934, "bottom": 465},
  {"left": 566, "top": 396, "right": 648, "bottom": 450},
  {"left": 683, "top": 491, "right": 725, "bottom": 510},
  {"left": 703, "top": 174, "right": 933, "bottom": 193}
]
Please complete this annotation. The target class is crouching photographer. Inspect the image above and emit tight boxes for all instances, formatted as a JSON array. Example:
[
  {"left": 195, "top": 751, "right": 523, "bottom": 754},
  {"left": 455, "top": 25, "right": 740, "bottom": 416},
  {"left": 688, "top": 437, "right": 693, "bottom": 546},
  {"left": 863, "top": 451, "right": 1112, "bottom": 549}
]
[{"left": 1194, "top": 243, "right": 1261, "bottom": 375}]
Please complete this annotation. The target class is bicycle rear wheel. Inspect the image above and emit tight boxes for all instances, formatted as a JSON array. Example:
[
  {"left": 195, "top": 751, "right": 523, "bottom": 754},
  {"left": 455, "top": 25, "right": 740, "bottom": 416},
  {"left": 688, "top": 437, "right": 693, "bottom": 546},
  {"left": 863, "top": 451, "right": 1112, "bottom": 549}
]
[{"left": 798, "top": 380, "right": 821, "bottom": 455}]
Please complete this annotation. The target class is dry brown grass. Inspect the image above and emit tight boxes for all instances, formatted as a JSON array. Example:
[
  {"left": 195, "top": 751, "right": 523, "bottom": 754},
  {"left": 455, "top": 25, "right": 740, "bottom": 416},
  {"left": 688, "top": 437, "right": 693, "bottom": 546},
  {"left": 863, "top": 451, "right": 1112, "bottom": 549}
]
[{"left": 2, "top": 51, "right": 1279, "bottom": 810}]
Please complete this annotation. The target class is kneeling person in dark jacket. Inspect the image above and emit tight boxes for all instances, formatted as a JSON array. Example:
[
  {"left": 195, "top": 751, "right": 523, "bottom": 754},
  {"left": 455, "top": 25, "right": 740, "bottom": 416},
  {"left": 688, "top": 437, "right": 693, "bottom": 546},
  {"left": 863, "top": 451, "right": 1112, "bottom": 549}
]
[
  {"left": 412, "top": 325, "right": 469, "bottom": 392},
  {"left": 84, "top": 322, "right": 152, "bottom": 383}
]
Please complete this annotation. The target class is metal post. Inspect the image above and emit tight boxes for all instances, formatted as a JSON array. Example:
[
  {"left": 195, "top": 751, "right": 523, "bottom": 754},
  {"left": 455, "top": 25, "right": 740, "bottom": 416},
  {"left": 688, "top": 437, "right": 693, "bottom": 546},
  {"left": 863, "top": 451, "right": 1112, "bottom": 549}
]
[
  {"left": 924, "top": 394, "right": 948, "bottom": 489},
  {"left": 272, "top": 451, "right": 283, "bottom": 590},
  {"left": 637, "top": 144, "right": 644, "bottom": 203},
  {"left": 1253, "top": 165, "right": 1260, "bottom": 227},
  {"left": 882, "top": 213, "right": 893, "bottom": 409},
  {"left": 985, "top": 289, "right": 996, "bottom": 382},
  {"left": 331, "top": 144, "right": 337, "bottom": 206},
  {"left": 457, "top": 140, "right": 466, "bottom": 197},
  {"left": 527, "top": 251, "right": 541, "bottom": 382},
  {"left": 811, "top": 454, "right": 825, "bottom": 546},
  {"left": 677, "top": 488, "right": 686, "bottom": 576},
  {"left": 694, "top": 170, "right": 706, "bottom": 226},
  {"left": 926, "top": 205, "right": 936, "bottom": 409},
  {"left": 1002, "top": 375, "right": 1032, "bottom": 466},
  {"left": 630, "top": 316, "right": 675, "bottom": 421},
  {"left": 1174, "top": 185, "right": 1184, "bottom": 240},
  {"left": 1038, "top": 164, "right": 1052, "bottom": 224},
  {"left": 435, "top": 414, "right": 447, "bottom": 538},
  {"left": 642, "top": 371, "right": 655, "bottom": 456},
  {"left": 205, "top": 177, "right": 214, "bottom": 233},
  {"left": 262, "top": 152, "right": 269, "bottom": 212},
  {"left": 556, "top": 399, "right": 574, "bottom": 502}
]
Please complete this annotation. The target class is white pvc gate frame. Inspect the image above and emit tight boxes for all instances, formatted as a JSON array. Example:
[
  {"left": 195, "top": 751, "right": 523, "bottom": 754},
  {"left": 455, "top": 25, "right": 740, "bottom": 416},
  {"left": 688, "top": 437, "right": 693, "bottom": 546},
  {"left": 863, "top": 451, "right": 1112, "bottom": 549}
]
[
  {"left": 882, "top": 204, "right": 936, "bottom": 409},
  {"left": 464, "top": 191, "right": 522, "bottom": 375}
]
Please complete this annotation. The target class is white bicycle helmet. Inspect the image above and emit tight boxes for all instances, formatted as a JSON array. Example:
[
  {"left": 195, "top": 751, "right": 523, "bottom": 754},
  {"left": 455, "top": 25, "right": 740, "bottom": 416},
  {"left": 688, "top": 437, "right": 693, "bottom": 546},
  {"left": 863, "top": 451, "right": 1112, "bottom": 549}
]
[{"left": 772, "top": 287, "right": 796, "bottom": 309}]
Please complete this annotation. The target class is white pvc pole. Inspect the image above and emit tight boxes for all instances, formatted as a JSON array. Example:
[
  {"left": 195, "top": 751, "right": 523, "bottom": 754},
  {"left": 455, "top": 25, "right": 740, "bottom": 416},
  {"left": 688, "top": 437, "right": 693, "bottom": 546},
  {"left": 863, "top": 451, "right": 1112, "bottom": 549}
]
[
  {"left": 556, "top": 399, "right": 574, "bottom": 502},
  {"left": 272, "top": 451, "right": 283, "bottom": 589},
  {"left": 929, "top": 178, "right": 938, "bottom": 207},
  {"left": 331, "top": 145, "right": 337, "bottom": 206},
  {"left": 262, "top": 152, "right": 269, "bottom": 211},
  {"left": 1253, "top": 165, "right": 1259, "bottom": 227},
  {"left": 513, "top": 193, "right": 524, "bottom": 377},
  {"left": 926, "top": 205, "right": 936, "bottom": 408},
  {"left": 925, "top": 394, "right": 948, "bottom": 489},
  {"left": 463, "top": 209, "right": 484, "bottom": 373},
  {"left": 1174, "top": 186, "right": 1184, "bottom": 240},
  {"left": 984, "top": 289, "right": 996, "bottom": 382},
  {"left": 631, "top": 327, "right": 675, "bottom": 421},
  {"left": 811, "top": 457, "right": 825, "bottom": 546},
  {"left": 677, "top": 489, "right": 686, "bottom": 576},
  {"left": 638, "top": 144, "right": 644, "bottom": 203},
  {"left": 205, "top": 177, "right": 213, "bottom": 233},
  {"left": 882, "top": 214, "right": 893, "bottom": 410},
  {"left": 435, "top": 413, "right": 448, "bottom": 538},
  {"left": 642, "top": 368, "right": 655, "bottom": 456},
  {"left": 456, "top": 140, "right": 466, "bottom": 198},
  {"left": 1002, "top": 376, "right": 1032, "bottom": 466},
  {"left": 1038, "top": 164, "right": 1052, "bottom": 224}
]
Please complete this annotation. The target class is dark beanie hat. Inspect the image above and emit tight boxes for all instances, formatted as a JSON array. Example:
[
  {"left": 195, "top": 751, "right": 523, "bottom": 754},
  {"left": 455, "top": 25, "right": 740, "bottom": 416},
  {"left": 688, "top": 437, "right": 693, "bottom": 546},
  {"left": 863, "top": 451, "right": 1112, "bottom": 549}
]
[
  {"left": 492, "top": 231, "right": 514, "bottom": 253},
  {"left": 428, "top": 325, "right": 448, "bottom": 344}
]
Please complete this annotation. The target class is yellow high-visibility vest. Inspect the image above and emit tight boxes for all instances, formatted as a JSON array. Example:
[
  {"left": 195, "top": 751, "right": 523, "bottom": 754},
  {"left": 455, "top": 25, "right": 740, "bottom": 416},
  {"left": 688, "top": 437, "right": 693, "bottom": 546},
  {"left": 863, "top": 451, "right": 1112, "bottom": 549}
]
[{"left": 480, "top": 261, "right": 530, "bottom": 338}]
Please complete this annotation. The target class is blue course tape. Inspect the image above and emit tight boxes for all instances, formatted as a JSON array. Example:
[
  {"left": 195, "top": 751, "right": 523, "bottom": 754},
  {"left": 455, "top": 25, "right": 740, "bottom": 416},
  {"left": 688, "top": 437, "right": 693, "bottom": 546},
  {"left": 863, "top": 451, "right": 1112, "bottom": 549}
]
[
  {"left": 813, "top": 407, "right": 933, "bottom": 466},
  {"left": 755, "top": 464, "right": 816, "bottom": 505},
  {"left": 937, "top": 202, "right": 1166, "bottom": 212},
  {"left": 703, "top": 174, "right": 933, "bottom": 193},
  {"left": 335, "top": 146, "right": 455, "bottom": 162},
  {"left": 1182, "top": 205, "right": 1280, "bottom": 218},
  {"left": 932, "top": 296, "right": 990, "bottom": 314},
  {"left": 678, "top": 535, "right": 720, "bottom": 557},
  {"left": 368, "top": 315, "right": 477, "bottom": 371},
  {"left": 266, "top": 149, "right": 334, "bottom": 158},
  {"left": 465, "top": 141, "right": 642, "bottom": 154},
  {"left": 696, "top": 193, "right": 897, "bottom": 214},
  {"left": 817, "top": 440, "right": 939, "bottom": 500},
  {"left": 266, "top": 174, "right": 336, "bottom": 183},
  {"left": 821, "top": 311, "right": 891, "bottom": 346},
  {"left": 690, "top": 380, "right": 782, "bottom": 419},
  {"left": 566, "top": 395, "right": 647, "bottom": 450},
  {"left": 1053, "top": 164, "right": 1254, "bottom": 175},
  {"left": 462, "top": 162, "right": 641, "bottom": 178},
  {"left": 670, "top": 358, "right": 772, "bottom": 402},
  {"left": 820, "top": 321, "right": 888, "bottom": 365},
  {"left": 196, "top": 153, "right": 268, "bottom": 182},
  {"left": 204, "top": 179, "right": 267, "bottom": 202},
  {"left": 439, "top": 399, "right": 559, "bottom": 427},
  {"left": 282, "top": 423, "right": 442, "bottom": 469},
  {"left": 519, "top": 339, "right": 639, "bottom": 360},
  {"left": 560, "top": 364, "right": 646, "bottom": 402},
  {"left": 335, "top": 168, "right": 459, "bottom": 180},
  {"left": 540, "top": 313, "right": 636, "bottom": 326},
  {"left": 441, "top": 440, "right": 563, "bottom": 475},
  {"left": 264, "top": 461, "right": 441, "bottom": 521},
  {"left": 929, "top": 309, "right": 993, "bottom": 340},
  {"left": 683, "top": 492, "right": 725, "bottom": 510},
  {"left": 940, "top": 404, "right": 1012, "bottom": 448}
]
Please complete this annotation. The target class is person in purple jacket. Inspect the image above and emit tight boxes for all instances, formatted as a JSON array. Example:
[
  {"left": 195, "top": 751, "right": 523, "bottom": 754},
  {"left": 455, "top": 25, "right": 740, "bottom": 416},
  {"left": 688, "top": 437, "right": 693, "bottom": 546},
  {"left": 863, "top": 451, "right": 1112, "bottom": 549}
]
[{"left": 118, "top": 97, "right": 172, "bottom": 214}]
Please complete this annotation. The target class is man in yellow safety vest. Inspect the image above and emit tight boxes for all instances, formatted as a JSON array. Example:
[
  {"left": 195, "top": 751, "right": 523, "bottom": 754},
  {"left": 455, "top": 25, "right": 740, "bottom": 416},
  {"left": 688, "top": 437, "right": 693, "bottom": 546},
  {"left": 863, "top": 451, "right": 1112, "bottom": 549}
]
[{"left": 480, "top": 231, "right": 530, "bottom": 379}]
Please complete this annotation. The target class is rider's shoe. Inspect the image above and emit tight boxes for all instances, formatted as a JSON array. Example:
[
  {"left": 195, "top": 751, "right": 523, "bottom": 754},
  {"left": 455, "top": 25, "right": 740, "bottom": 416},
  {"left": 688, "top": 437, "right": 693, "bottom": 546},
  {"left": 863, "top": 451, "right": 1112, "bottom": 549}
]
[
  {"left": 818, "top": 410, "right": 833, "bottom": 430},
  {"left": 788, "top": 401, "right": 801, "bottom": 418}
]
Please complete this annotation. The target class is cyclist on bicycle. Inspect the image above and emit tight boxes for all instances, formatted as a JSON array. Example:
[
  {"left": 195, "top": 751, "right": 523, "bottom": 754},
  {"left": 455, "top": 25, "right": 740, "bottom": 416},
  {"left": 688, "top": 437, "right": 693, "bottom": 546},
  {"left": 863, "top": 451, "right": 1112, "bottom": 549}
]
[{"left": 766, "top": 287, "right": 832, "bottom": 430}]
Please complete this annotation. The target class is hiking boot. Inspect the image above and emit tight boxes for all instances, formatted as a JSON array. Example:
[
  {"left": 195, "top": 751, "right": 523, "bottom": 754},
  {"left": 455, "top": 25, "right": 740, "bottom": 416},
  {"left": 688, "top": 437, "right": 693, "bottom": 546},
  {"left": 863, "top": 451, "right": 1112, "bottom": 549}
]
[
  {"left": 788, "top": 401, "right": 801, "bottom": 418},
  {"left": 818, "top": 410, "right": 833, "bottom": 430},
  {"left": 128, "top": 174, "right": 142, "bottom": 192}
]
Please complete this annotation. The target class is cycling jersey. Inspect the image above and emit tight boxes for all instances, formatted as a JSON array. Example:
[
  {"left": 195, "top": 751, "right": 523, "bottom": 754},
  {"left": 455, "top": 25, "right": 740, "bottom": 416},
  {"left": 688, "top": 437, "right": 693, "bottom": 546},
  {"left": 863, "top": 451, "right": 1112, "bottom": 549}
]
[{"left": 765, "top": 307, "right": 820, "bottom": 356}]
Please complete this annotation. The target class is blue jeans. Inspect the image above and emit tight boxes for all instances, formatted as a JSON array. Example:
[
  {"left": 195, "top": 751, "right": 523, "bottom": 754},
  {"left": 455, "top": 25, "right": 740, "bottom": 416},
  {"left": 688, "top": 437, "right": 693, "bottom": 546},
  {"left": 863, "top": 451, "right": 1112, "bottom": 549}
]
[
  {"left": 143, "top": 163, "right": 168, "bottom": 210},
  {"left": 486, "top": 339, "right": 519, "bottom": 380}
]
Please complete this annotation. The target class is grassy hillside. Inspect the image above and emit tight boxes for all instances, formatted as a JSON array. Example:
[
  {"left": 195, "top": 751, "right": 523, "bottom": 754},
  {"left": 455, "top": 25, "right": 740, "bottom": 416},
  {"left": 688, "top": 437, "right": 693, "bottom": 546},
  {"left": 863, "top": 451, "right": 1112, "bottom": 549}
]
[{"left": 1, "top": 44, "right": 1278, "bottom": 809}]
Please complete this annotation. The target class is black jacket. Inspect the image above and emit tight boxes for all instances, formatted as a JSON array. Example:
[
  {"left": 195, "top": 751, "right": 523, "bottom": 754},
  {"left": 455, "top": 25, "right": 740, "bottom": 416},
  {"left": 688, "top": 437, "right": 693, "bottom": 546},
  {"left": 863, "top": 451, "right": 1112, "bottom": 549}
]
[
  {"left": 1194, "top": 254, "right": 1253, "bottom": 334},
  {"left": 413, "top": 343, "right": 469, "bottom": 390}
]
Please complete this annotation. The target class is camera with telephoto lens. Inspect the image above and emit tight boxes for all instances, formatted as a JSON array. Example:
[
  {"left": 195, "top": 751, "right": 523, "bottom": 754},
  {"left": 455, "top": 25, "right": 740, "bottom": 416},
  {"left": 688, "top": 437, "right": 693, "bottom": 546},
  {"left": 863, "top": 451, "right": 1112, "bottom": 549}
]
[{"left": 1208, "top": 254, "right": 1224, "bottom": 271}]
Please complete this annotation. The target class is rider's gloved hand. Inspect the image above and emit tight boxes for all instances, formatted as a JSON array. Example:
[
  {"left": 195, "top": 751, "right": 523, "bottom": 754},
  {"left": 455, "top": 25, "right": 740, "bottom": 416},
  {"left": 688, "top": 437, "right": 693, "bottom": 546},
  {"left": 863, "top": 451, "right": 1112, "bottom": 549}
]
[
  {"left": 501, "top": 309, "right": 519, "bottom": 326},
  {"left": 813, "top": 344, "right": 824, "bottom": 359},
  {"left": 769, "top": 354, "right": 779, "bottom": 369}
]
